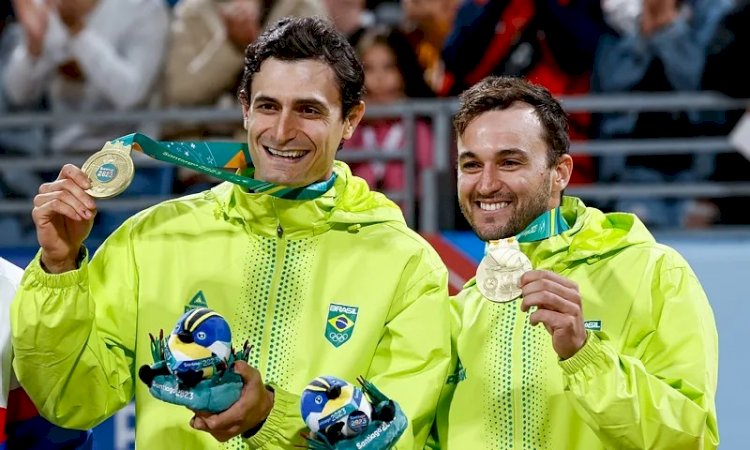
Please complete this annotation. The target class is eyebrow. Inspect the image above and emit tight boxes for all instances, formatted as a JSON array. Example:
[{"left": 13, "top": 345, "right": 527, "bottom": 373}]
[
  {"left": 458, "top": 148, "right": 527, "bottom": 162},
  {"left": 253, "top": 95, "right": 330, "bottom": 114}
]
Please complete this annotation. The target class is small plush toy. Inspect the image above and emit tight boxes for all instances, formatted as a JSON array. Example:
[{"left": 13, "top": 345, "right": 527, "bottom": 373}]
[
  {"left": 301, "top": 376, "right": 407, "bottom": 450},
  {"left": 301, "top": 376, "right": 373, "bottom": 441},
  {"left": 138, "top": 308, "right": 251, "bottom": 413}
]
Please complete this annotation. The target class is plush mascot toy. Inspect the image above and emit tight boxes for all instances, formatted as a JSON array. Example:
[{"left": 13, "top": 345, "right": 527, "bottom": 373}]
[
  {"left": 138, "top": 307, "right": 250, "bottom": 413},
  {"left": 301, "top": 376, "right": 407, "bottom": 450}
]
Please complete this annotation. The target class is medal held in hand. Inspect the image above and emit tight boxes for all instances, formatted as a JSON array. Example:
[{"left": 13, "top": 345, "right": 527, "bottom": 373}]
[
  {"left": 476, "top": 237, "right": 532, "bottom": 303},
  {"left": 81, "top": 140, "right": 135, "bottom": 199}
]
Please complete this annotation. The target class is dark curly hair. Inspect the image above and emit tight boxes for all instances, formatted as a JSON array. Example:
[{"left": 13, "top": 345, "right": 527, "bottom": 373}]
[{"left": 238, "top": 16, "right": 365, "bottom": 119}]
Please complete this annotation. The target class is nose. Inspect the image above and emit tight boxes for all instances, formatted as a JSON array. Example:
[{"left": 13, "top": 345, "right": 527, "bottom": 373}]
[
  {"left": 273, "top": 110, "right": 297, "bottom": 144},
  {"left": 476, "top": 167, "right": 503, "bottom": 196}
]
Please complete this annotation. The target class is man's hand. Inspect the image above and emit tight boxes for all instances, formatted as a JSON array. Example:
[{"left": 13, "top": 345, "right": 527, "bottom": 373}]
[
  {"left": 220, "top": 0, "right": 261, "bottom": 50},
  {"left": 12, "top": 0, "right": 56, "bottom": 57},
  {"left": 641, "top": 0, "right": 679, "bottom": 36},
  {"left": 190, "top": 361, "right": 274, "bottom": 442},
  {"left": 33, "top": 164, "right": 97, "bottom": 274},
  {"left": 520, "top": 270, "right": 587, "bottom": 360},
  {"left": 57, "top": 0, "right": 97, "bottom": 35}
]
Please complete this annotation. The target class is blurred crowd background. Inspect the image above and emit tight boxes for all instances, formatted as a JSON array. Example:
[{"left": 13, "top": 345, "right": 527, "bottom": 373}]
[{"left": 1, "top": 0, "right": 749, "bottom": 246}]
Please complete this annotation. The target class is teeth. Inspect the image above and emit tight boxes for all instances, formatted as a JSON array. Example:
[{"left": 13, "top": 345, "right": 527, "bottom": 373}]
[
  {"left": 479, "top": 202, "right": 510, "bottom": 211},
  {"left": 267, "top": 147, "right": 306, "bottom": 158}
]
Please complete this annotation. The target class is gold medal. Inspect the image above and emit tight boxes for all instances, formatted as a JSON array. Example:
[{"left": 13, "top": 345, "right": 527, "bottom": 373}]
[
  {"left": 476, "top": 238, "right": 532, "bottom": 303},
  {"left": 81, "top": 141, "right": 135, "bottom": 199}
]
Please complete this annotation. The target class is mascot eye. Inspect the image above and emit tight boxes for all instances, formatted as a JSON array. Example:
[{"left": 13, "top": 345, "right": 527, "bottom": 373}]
[
  {"left": 315, "top": 395, "right": 323, "bottom": 405},
  {"left": 196, "top": 331, "right": 207, "bottom": 341}
]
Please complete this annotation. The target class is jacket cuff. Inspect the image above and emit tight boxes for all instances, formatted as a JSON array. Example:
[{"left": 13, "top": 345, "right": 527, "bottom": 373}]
[
  {"left": 559, "top": 331, "right": 606, "bottom": 375},
  {"left": 245, "top": 384, "right": 296, "bottom": 448},
  {"left": 22, "top": 247, "right": 88, "bottom": 289}
]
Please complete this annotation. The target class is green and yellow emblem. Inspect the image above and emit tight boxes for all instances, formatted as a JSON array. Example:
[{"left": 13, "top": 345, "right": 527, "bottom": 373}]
[{"left": 325, "top": 304, "right": 358, "bottom": 348}]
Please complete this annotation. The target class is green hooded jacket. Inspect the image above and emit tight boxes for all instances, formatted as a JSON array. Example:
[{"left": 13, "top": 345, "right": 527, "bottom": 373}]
[
  {"left": 11, "top": 161, "right": 452, "bottom": 449},
  {"left": 435, "top": 197, "right": 719, "bottom": 450}
]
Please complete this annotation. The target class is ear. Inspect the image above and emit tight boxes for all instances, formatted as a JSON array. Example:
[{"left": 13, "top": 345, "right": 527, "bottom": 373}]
[
  {"left": 342, "top": 101, "right": 366, "bottom": 140},
  {"left": 241, "top": 103, "right": 249, "bottom": 130},
  {"left": 552, "top": 154, "right": 573, "bottom": 194}
]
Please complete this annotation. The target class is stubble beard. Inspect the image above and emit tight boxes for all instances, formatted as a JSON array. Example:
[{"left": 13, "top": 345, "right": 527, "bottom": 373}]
[{"left": 461, "top": 177, "right": 553, "bottom": 241}]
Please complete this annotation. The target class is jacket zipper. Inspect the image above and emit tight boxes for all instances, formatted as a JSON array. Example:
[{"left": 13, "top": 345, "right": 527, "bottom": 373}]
[{"left": 259, "top": 223, "right": 286, "bottom": 374}]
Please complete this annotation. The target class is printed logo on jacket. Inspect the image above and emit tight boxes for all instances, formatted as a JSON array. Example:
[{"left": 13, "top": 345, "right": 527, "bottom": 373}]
[{"left": 325, "top": 303, "right": 358, "bottom": 348}]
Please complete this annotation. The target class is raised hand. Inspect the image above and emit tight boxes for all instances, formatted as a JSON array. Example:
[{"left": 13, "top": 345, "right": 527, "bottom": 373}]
[
  {"left": 32, "top": 164, "right": 97, "bottom": 273},
  {"left": 220, "top": 0, "right": 261, "bottom": 50},
  {"left": 519, "top": 270, "right": 587, "bottom": 360},
  {"left": 12, "top": 0, "right": 56, "bottom": 57},
  {"left": 57, "top": 0, "right": 98, "bottom": 35},
  {"left": 641, "top": 0, "right": 679, "bottom": 35}
]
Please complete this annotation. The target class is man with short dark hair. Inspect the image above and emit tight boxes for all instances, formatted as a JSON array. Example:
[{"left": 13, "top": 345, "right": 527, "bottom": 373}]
[
  {"left": 433, "top": 76, "right": 719, "bottom": 449},
  {"left": 11, "top": 17, "right": 451, "bottom": 449}
]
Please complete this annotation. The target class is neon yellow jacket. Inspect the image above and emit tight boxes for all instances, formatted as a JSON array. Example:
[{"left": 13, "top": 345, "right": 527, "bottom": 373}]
[
  {"left": 11, "top": 162, "right": 452, "bottom": 449},
  {"left": 435, "top": 197, "right": 719, "bottom": 450}
]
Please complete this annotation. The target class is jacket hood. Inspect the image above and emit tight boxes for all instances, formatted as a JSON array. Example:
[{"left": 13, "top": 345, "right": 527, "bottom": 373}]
[
  {"left": 522, "top": 196, "right": 656, "bottom": 272},
  {"left": 206, "top": 161, "right": 405, "bottom": 238}
]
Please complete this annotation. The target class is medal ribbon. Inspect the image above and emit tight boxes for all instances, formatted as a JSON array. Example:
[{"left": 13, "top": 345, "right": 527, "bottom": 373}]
[
  {"left": 113, "top": 133, "right": 336, "bottom": 200},
  {"left": 485, "top": 207, "right": 570, "bottom": 255},
  {"left": 515, "top": 207, "right": 570, "bottom": 243}
]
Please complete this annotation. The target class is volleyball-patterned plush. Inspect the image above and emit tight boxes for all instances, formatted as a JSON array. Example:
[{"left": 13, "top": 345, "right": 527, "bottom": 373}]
[
  {"left": 301, "top": 376, "right": 373, "bottom": 439},
  {"left": 164, "top": 307, "right": 233, "bottom": 386}
]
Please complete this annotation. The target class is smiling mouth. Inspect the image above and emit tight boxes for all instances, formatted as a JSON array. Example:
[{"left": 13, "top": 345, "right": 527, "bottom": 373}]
[
  {"left": 477, "top": 201, "right": 511, "bottom": 211},
  {"left": 265, "top": 146, "right": 308, "bottom": 160}
]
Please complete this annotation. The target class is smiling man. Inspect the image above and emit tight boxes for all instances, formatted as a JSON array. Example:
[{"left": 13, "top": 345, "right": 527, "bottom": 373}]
[
  {"left": 432, "top": 76, "right": 719, "bottom": 449},
  {"left": 10, "top": 17, "right": 451, "bottom": 449}
]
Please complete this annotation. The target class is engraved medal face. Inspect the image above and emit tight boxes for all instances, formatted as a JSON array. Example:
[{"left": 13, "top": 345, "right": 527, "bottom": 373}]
[
  {"left": 476, "top": 240, "right": 533, "bottom": 303},
  {"left": 81, "top": 141, "right": 134, "bottom": 199}
]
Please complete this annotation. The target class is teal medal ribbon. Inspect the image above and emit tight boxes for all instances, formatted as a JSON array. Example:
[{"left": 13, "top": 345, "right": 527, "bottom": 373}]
[
  {"left": 515, "top": 206, "right": 570, "bottom": 243},
  {"left": 484, "top": 207, "right": 569, "bottom": 255},
  {"left": 113, "top": 133, "right": 336, "bottom": 200}
]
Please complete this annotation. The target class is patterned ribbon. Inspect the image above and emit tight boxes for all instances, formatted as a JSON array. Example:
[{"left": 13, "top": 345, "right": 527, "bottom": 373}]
[{"left": 114, "top": 133, "right": 336, "bottom": 200}]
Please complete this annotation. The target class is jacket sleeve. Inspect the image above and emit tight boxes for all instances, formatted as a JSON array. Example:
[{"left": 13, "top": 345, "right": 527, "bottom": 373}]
[
  {"left": 559, "top": 257, "right": 719, "bottom": 449},
  {"left": 364, "top": 252, "right": 452, "bottom": 449},
  {"left": 10, "top": 223, "right": 139, "bottom": 430},
  {"left": 425, "top": 292, "right": 463, "bottom": 450}
]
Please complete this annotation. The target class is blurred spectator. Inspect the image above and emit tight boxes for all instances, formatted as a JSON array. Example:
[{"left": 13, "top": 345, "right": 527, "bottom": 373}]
[
  {"left": 3, "top": 0, "right": 170, "bottom": 152},
  {"left": 164, "top": 0, "right": 327, "bottom": 109},
  {"left": 0, "top": 21, "right": 47, "bottom": 198},
  {"left": 439, "top": 0, "right": 606, "bottom": 184},
  {"left": 323, "top": 0, "right": 374, "bottom": 47},
  {"left": 401, "top": 0, "right": 458, "bottom": 94},
  {"left": 343, "top": 27, "right": 434, "bottom": 205},
  {"left": 0, "top": 7, "right": 48, "bottom": 246},
  {"left": 701, "top": 0, "right": 750, "bottom": 226},
  {"left": 593, "top": 0, "right": 733, "bottom": 228},
  {"left": 2, "top": 0, "right": 170, "bottom": 242}
]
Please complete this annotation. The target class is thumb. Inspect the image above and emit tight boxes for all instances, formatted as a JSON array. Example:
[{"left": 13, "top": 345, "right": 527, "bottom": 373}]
[
  {"left": 190, "top": 415, "right": 209, "bottom": 431},
  {"left": 234, "top": 360, "right": 255, "bottom": 384}
]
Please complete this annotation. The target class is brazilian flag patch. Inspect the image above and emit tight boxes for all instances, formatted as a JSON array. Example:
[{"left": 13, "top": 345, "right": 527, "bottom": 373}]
[{"left": 325, "top": 303, "right": 358, "bottom": 348}]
